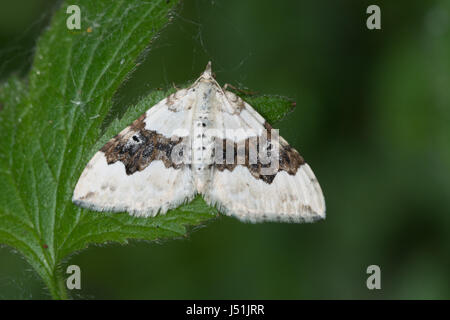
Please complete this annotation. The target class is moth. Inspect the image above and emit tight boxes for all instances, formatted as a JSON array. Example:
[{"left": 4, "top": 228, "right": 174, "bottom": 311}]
[{"left": 73, "top": 62, "right": 326, "bottom": 223}]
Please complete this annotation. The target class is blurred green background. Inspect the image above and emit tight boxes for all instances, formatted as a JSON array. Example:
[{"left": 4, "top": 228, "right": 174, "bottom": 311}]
[{"left": 1, "top": 0, "right": 449, "bottom": 299}]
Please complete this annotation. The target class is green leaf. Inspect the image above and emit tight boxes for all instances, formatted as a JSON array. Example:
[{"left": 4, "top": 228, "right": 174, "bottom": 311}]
[
  {"left": 243, "top": 95, "right": 296, "bottom": 124},
  {"left": 0, "top": 0, "right": 295, "bottom": 299}
]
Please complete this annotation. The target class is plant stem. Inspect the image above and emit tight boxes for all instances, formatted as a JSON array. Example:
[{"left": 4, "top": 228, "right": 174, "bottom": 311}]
[{"left": 49, "top": 268, "right": 69, "bottom": 300}]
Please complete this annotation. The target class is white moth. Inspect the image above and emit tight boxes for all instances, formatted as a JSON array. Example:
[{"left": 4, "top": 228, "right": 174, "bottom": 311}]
[{"left": 73, "top": 62, "right": 326, "bottom": 223}]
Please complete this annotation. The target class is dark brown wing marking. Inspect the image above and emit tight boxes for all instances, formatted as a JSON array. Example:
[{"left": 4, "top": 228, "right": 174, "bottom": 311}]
[
  {"left": 101, "top": 115, "right": 304, "bottom": 182},
  {"left": 100, "top": 114, "right": 184, "bottom": 175},
  {"left": 214, "top": 122, "right": 305, "bottom": 184}
]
